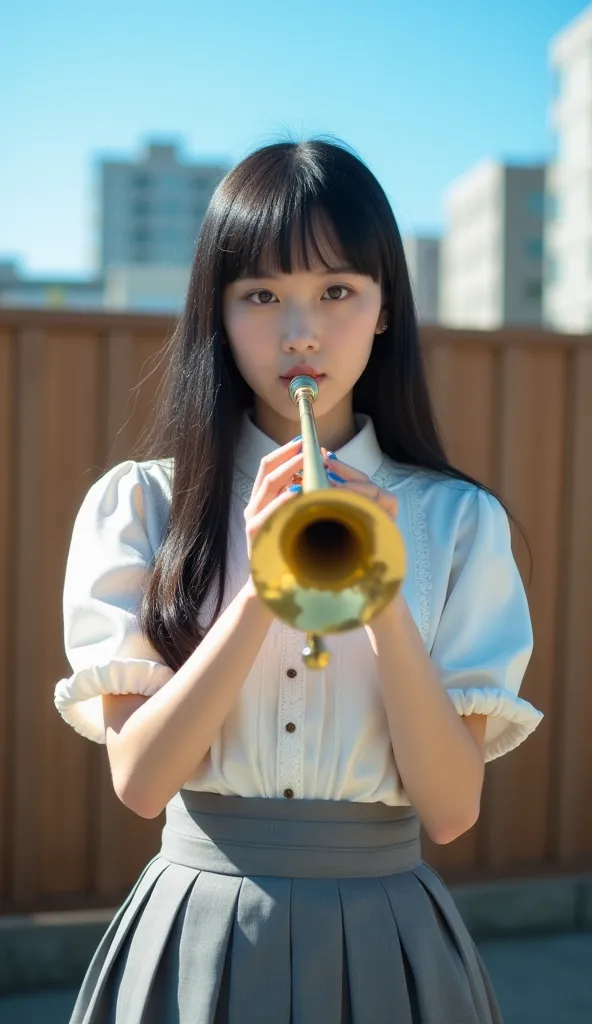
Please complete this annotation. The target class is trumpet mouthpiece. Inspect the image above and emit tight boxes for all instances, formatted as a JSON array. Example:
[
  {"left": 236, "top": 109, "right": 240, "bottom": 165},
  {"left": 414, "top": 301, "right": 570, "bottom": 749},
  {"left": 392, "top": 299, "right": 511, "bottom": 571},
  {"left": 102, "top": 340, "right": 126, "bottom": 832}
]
[{"left": 289, "top": 375, "right": 319, "bottom": 403}]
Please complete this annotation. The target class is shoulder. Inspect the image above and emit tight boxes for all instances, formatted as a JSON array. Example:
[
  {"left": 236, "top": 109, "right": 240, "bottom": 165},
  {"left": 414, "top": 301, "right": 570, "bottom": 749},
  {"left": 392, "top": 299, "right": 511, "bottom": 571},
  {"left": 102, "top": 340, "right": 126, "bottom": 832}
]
[
  {"left": 377, "top": 458, "right": 509, "bottom": 540},
  {"left": 82, "top": 457, "right": 173, "bottom": 507},
  {"left": 74, "top": 458, "right": 173, "bottom": 551}
]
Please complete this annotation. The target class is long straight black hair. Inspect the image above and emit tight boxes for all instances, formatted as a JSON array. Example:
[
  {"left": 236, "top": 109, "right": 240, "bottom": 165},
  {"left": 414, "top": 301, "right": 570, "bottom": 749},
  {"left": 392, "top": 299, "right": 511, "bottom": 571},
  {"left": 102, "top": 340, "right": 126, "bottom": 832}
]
[{"left": 139, "top": 139, "right": 523, "bottom": 671}]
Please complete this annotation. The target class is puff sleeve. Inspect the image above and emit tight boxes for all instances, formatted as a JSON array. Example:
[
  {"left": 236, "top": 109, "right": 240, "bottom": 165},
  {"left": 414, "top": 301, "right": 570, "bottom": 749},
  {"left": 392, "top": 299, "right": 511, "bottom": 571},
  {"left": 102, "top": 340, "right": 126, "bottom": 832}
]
[
  {"left": 431, "top": 487, "right": 543, "bottom": 761},
  {"left": 54, "top": 461, "right": 175, "bottom": 743}
]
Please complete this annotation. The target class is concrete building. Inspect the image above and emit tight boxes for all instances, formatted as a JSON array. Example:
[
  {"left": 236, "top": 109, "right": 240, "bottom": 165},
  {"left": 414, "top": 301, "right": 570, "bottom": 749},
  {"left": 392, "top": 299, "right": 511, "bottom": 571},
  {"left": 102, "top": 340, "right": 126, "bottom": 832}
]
[
  {"left": 403, "top": 236, "right": 440, "bottom": 323},
  {"left": 0, "top": 260, "right": 103, "bottom": 309},
  {"left": 544, "top": 5, "right": 592, "bottom": 332},
  {"left": 103, "top": 265, "right": 191, "bottom": 313},
  {"left": 439, "top": 160, "right": 546, "bottom": 329},
  {"left": 97, "top": 140, "right": 228, "bottom": 271},
  {"left": 0, "top": 141, "right": 228, "bottom": 314},
  {"left": 0, "top": 258, "right": 189, "bottom": 314}
]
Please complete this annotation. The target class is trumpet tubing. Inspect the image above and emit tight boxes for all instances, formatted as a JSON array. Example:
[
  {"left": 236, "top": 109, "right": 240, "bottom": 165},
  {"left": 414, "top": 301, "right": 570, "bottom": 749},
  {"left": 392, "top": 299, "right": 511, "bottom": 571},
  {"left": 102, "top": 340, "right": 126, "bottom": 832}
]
[{"left": 249, "top": 376, "right": 406, "bottom": 668}]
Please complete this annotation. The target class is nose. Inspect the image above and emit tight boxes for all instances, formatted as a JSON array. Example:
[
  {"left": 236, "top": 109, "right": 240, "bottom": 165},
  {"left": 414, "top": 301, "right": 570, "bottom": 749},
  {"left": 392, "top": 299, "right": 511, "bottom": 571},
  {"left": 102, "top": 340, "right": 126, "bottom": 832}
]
[{"left": 280, "top": 305, "right": 320, "bottom": 354}]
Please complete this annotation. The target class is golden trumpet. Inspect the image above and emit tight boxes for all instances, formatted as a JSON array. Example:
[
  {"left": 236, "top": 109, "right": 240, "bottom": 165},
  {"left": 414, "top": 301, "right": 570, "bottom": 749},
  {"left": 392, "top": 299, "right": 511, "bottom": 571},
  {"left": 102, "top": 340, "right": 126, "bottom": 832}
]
[{"left": 250, "top": 375, "right": 406, "bottom": 668}]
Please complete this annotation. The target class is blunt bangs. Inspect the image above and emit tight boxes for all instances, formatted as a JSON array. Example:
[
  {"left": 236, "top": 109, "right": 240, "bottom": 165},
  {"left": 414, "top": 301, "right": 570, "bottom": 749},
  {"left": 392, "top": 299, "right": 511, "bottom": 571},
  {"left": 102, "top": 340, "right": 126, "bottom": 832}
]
[
  {"left": 209, "top": 142, "right": 392, "bottom": 287},
  {"left": 140, "top": 138, "right": 526, "bottom": 673}
]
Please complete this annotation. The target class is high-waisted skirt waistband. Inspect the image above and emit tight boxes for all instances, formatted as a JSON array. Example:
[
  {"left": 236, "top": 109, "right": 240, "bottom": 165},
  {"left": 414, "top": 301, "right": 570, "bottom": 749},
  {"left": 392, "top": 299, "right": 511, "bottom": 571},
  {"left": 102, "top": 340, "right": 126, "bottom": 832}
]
[
  {"left": 160, "top": 789, "right": 422, "bottom": 878},
  {"left": 69, "top": 790, "right": 503, "bottom": 1023}
]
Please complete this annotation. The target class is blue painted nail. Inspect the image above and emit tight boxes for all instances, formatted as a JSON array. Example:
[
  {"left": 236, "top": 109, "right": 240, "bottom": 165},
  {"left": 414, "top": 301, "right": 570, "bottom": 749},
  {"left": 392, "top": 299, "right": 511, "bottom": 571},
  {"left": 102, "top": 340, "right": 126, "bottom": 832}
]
[
  {"left": 327, "top": 451, "right": 338, "bottom": 460},
  {"left": 289, "top": 484, "right": 302, "bottom": 492},
  {"left": 291, "top": 435, "right": 301, "bottom": 442},
  {"left": 328, "top": 471, "right": 345, "bottom": 483}
]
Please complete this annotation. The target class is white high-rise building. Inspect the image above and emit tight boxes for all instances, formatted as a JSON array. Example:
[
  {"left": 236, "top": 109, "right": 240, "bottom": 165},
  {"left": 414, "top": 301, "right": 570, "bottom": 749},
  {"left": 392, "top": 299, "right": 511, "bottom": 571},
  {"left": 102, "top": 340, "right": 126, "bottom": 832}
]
[
  {"left": 97, "top": 140, "right": 228, "bottom": 271},
  {"left": 544, "top": 5, "right": 592, "bottom": 332},
  {"left": 439, "top": 160, "right": 546, "bottom": 329},
  {"left": 403, "top": 236, "right": 440, "bottom": 323}
]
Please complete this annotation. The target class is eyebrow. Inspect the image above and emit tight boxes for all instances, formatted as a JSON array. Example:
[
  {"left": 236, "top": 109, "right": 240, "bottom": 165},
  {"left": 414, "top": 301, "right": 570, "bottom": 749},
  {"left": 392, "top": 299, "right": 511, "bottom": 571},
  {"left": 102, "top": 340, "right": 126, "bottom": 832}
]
[{"left": 237, "top": 264, "right": 357, "bottom": 281}]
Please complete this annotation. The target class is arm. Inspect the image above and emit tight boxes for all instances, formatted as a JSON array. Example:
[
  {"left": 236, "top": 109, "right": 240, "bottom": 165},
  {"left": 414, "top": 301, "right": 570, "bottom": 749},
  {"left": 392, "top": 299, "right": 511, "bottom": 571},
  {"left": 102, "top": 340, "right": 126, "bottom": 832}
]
[
  {"left": 103, "top": 438, "right": 305, "bottom": 820},
  {"left": 367, "top": 595, "right": 486, "bottom": 845},
  {"left": 104, "top": 580, "right": 273, "bottom": 819},
  {"left": 323, "top": 454, "right": 538, "bottom": 846}
]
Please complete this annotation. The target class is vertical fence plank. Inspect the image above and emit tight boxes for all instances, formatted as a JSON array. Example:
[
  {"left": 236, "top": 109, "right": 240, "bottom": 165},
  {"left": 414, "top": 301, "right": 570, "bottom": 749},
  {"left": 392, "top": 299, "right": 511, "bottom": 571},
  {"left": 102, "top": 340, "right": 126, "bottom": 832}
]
[
  {"left": 0, "top": 330, "right": 15, "bottom": 909},
  {"left": 102, "top": 331, "right": 136, "bottom": 469},
  {"left": 11, "top": 330, "right": 47, "bottom": 909},
  {"left": 130, "top": 332, "right": 171, "bottom": 457},
  {"left": 425, "top": 332, "right": 497, "bottom": 486},
  {"left": 422, "top": 334, "right": 498, "bottom": 880},
  {"left": 484, "top": 343, "right": 566, "bottom": 873},
  {"left": 38, "top": 330, "right": 103, "bottom": 902},
  {"left": 554, "top": 347, "right": 592, "bottom": 865}
]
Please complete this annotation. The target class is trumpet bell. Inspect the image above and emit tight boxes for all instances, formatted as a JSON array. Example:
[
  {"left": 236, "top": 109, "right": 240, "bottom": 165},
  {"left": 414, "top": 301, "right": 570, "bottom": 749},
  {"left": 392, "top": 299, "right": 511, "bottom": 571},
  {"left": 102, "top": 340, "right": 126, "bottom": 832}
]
[
  {"left": 249, "top": 373, "right": 406, "bottom": 668},
  {"left": 250, "top": 487, "right": 405, "bottom": 636}
]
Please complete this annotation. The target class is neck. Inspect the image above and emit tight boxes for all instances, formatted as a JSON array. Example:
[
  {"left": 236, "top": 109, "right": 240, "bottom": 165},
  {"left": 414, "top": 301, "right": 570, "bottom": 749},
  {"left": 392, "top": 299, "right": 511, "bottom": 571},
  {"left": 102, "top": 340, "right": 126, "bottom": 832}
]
[{"left": 253, "top": 395, "right": 358, "bottom": 450}]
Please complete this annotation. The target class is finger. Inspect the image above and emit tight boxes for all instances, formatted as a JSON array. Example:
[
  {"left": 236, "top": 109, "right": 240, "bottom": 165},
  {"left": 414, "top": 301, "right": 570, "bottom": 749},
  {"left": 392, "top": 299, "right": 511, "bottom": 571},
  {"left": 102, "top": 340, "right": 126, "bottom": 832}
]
[
  {"left": 252, "top": 437, "right": 302, "bottom": 493},
  {"left": 321, "top": 452, "right": 369, "bottom": 482},
  {"left": 281, "top": 470, "right": 303, "bottom": 491},
  {"left": 247, "top": 485, "right": 301, "bottom": 536},
  {"left": 250, "top": 452, "right": 305, "bottom": 513}
]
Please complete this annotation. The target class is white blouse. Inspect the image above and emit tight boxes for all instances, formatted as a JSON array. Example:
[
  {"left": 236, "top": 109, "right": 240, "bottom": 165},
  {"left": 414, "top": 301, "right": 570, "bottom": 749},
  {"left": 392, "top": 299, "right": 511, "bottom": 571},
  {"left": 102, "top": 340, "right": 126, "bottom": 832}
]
[{"left": 54, "top": 413, "right": 543, "bottom": 805}]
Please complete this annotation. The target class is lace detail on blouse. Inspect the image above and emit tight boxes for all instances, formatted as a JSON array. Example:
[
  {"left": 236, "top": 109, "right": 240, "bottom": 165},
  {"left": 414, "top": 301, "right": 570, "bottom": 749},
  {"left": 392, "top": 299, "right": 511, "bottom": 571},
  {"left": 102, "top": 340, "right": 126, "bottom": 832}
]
[
  {"left": 371, "top": 455, "right": 400, "bottom": 490},
  {"left": 406, "top": 475, "right": 432, "bottom": 644},
  {"left": 233, "top": 467, "right": 254, "bottom": 504},
  {"left": 370, "top": 457, "right": 431, "bottom": 644}
]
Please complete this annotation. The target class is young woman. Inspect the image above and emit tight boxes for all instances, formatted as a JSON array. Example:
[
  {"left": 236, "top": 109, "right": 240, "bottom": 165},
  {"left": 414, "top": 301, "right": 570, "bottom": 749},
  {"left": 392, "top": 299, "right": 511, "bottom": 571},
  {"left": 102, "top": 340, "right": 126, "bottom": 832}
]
[{"left": 55, "top": 139, "right": 543, "bottom": 1023}]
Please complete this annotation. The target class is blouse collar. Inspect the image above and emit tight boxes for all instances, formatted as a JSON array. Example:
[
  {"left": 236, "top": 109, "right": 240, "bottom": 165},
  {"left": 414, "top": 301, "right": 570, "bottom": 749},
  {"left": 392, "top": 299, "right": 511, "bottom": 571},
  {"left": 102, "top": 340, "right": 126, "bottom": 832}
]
[{"left": 235, "top": 411, "right": 384, "bottom": 482}]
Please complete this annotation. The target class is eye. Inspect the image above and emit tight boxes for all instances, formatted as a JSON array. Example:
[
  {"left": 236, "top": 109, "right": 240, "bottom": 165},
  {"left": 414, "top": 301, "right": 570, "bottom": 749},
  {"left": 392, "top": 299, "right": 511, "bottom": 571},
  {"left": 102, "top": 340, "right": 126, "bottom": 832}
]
[
  {"left": 322, "top": 284, "right": 351, "bottom": 301},
  {"left": 247, "top": 289, "right": 278, "bottom": 305}
]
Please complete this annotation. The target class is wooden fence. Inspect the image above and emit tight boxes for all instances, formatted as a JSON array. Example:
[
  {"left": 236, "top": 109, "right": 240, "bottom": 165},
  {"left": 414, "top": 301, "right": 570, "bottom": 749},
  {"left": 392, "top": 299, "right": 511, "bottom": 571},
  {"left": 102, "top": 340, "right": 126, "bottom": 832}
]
[{"left": 0, "top": 308, "right": 591, "bottom": 915}]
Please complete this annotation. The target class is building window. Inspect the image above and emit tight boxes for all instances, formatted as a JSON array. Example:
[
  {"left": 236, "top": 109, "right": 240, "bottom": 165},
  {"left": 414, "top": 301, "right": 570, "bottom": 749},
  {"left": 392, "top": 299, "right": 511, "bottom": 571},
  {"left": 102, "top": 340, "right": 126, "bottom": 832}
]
[
  {"left": 132, "top": 201, "right": 150, "bottom": 216},
  {"left": 526, "top": 192, "right": 545, "bottom": 218},
  {"left": 131, "top": 227, "right": 151, "bottom": 244},
  {"left": 524, "top": 280, "right": 542, "bottom": 301},
  {"left": 133, "top": 173, "right": 151, "bottom": 189},
  {"left": 526, "top": 237, "right": 544, "bottom": 259}
]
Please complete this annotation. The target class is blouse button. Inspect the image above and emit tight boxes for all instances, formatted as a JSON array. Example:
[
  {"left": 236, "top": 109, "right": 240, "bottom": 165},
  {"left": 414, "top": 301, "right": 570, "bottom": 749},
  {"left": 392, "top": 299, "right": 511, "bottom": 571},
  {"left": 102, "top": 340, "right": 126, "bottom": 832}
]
[
  {"left": 283, "top": 788, "right": 294, "bottom": 799},
  {"left": 286, "top": 668, "right": 297, "bottom": 678},
  {"left": 285, "top": 722, "right": 296, "bottom": 733}
]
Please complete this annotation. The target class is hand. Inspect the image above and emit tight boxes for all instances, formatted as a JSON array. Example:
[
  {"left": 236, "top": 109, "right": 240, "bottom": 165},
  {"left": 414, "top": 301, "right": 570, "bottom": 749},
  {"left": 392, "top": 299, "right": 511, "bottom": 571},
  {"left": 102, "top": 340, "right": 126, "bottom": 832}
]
[
  {"left": 321, "top": 450, "right": 402, "bottom": 626},
  {"left": 244, "top": 437, "right": 305, "bottom": 561},
  {"left": 321, "top": 450, "right": 399, "bottom": 520}
]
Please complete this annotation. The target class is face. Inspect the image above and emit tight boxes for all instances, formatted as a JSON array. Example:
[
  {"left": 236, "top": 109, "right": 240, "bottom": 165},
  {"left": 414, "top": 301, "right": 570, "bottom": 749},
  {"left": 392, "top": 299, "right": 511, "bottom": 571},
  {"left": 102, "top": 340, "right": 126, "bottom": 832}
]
[{"left": 222, "top": 255, "right": 385, "bottom": 446}]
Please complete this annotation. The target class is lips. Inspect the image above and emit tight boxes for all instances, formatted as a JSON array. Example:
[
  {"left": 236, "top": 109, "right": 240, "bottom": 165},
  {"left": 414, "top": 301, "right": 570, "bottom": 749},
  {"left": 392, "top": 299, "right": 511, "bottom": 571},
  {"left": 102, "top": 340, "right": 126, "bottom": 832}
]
[{"left": 280, "top": 365, "right": 325, "bottom": 380}]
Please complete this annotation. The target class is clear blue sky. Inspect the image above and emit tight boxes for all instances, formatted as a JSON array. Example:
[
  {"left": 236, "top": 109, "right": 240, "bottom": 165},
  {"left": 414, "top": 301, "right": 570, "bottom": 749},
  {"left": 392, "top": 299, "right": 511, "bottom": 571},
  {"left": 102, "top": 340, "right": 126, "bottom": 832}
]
[{"left": 0, "top": 0, "right": 586, "bottom": 277}]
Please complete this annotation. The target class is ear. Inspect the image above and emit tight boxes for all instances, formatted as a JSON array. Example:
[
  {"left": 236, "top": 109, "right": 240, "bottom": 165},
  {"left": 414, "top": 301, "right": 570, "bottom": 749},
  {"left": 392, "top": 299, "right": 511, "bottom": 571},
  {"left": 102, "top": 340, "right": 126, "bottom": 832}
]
[{"left": 374, "top": 308, "right": 389, "bottom": 335}]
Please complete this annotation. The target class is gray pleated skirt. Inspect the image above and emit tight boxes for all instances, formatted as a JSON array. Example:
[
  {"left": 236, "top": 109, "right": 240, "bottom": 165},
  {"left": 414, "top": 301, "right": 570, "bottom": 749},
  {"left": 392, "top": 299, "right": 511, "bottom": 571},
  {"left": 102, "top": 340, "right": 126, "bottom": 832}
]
[{"left": 69, "top": 790, "right": 503, "bottom": 1023}]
